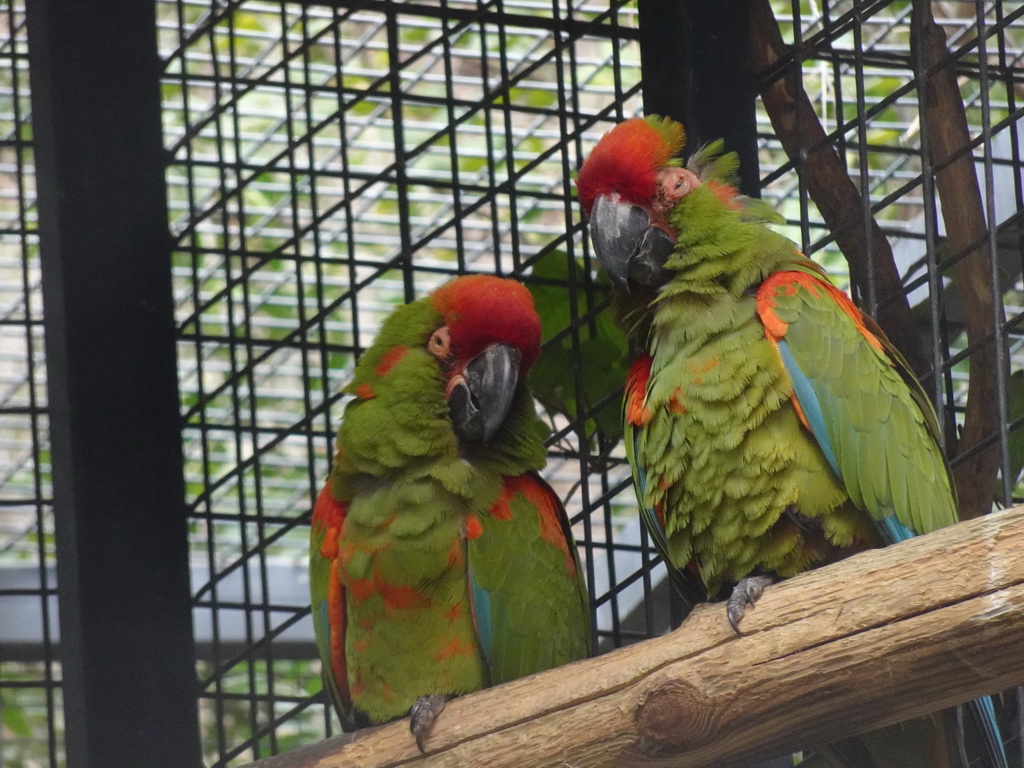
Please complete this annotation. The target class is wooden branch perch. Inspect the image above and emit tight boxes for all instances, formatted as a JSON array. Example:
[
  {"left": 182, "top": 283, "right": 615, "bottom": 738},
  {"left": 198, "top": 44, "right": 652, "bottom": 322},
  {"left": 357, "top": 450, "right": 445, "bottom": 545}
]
[{"left": 250, "top": 506, "right": 1024, "bottom": 768}]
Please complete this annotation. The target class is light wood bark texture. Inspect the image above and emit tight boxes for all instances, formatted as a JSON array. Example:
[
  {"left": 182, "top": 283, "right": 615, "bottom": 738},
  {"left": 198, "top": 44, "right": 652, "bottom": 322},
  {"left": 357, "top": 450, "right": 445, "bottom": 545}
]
[{"left": 249, "top": 505, "right": 1024, "bottom": 768}]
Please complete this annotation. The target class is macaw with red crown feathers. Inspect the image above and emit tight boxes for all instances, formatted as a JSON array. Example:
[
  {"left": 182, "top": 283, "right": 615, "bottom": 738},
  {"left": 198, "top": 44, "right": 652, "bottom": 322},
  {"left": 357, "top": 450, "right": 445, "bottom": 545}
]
[
  {"left": 309, "top": 275, "right": 590, "bottom": 752},
  {"left": 576, "top": 116, "right": 1006, "bottom": 768}
]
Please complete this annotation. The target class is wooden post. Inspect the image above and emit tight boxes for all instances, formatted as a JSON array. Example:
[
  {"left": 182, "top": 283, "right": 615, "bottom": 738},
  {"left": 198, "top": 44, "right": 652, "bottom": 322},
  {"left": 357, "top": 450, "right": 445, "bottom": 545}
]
[{"left": 249, "top": 506, "right": 1024, "bottom": 768}]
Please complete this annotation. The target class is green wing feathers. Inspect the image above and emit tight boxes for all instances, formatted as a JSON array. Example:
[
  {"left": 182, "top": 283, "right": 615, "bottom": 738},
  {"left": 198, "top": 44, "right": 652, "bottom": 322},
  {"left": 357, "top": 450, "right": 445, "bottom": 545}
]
[
  {"left": 468, "top": 473, "right": 590, "bottom": 684},
  {"left": 756, "top": 267, "right": 957, "bottom": 536}
]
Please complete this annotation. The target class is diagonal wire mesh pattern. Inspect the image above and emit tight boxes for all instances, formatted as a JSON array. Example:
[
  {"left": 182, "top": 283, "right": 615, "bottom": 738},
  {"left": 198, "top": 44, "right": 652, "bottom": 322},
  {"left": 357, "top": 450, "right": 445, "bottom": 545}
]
[
  {"left": 0, "top": 2, "right": 62, "bottom": 767},
  {"left": 158, "top": 0, "right": 1024, "bottom": 765},
  {"left": 755, "top": 0, "right": 1024, "bottom": 504},
  {"left": 754, "top": 5, "right": 1024, "bottom": 759},
  {"left": 1, "top": 0, "right": 1022, "bottom": 765},
  {"left": 159, "top": 1, "right": 647, "bottom": 763}
]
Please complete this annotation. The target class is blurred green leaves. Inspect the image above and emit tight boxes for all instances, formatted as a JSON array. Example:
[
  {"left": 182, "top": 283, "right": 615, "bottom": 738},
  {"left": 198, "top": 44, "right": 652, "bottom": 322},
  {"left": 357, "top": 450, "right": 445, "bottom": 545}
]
[{"left": 527, "top": 250, "right": 629, "bottom": 445}]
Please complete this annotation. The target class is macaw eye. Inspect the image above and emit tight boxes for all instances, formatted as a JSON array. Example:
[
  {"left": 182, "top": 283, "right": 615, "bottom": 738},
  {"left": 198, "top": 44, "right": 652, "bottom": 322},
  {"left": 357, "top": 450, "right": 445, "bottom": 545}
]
[
  {"left": 655, "top": 166, "right": 700, "bottom": 209},
  {"left": 428, "top": 326, "right": 452, "bottom": 359}
]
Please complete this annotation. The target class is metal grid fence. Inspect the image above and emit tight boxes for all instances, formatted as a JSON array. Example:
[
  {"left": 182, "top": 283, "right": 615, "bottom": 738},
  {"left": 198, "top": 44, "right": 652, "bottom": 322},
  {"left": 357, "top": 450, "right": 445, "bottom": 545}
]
[
  {"left": 159, "top": 1, "right": 650, "bottom": 762},
  {"left": 0, "top": 2, "right": 62, "bottom": 766},
  {"left": 2, "top": 0, "right": 1024, "bottom": 765},
  {"left": 756, "top": 0, "right": 1024, "bottom": 511}
]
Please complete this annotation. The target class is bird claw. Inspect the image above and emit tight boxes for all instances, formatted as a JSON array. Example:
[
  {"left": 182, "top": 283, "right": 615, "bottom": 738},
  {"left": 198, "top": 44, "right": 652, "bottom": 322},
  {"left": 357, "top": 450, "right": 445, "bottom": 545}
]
[
  {"left": 726, "top": 575, "right": 774, "bottom": 634},
  {"left": 409, "top": 694, "right": 448, "bottom": 753}
]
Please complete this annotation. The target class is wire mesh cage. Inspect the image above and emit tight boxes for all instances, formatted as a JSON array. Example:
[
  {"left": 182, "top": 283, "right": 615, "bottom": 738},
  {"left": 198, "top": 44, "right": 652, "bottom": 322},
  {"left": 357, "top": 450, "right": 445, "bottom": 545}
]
[
  {"left": 3, "top": 0, "right": 1024, "bottom": 765},
  {"left": 159, "top": 0, "right": 653, "bottom": 762},
  {"left": 0, "top": 3, "right": 62, "bottom": 766},
  {"left": 757, "top": 0, "right": 1024, "bottom": 453}
]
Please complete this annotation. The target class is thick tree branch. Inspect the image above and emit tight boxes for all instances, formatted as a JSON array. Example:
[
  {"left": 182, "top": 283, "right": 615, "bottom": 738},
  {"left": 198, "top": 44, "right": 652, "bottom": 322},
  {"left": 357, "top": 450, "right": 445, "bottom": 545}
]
[
  {"left": 912, "top": 0, "right": 1005, "bottom": 519},
  {"left": 249, "top": 506, "right": 1024, "bottom": 768},
  {"left": 748, "top": 0, "right": 930, "bottom": 379}
]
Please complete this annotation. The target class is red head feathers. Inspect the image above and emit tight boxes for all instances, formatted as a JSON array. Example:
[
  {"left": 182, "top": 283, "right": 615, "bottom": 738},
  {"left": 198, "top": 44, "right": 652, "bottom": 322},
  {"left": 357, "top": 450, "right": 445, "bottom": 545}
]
[
  {"left": 430, "top": 275, "right": 541, "bottom": 372},
  {"left": 575, "top": 116, "right": 686, "bottom": 216}
]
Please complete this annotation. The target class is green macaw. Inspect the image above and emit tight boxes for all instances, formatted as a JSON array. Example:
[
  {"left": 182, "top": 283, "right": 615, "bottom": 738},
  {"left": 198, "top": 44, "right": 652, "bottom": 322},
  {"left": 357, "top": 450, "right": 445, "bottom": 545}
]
[
  {"left": 574, "top": 115, "right": 1006, "bottom": 768},
  {"left": 309, "top": 274, "right": 590, "bottom": 751}
]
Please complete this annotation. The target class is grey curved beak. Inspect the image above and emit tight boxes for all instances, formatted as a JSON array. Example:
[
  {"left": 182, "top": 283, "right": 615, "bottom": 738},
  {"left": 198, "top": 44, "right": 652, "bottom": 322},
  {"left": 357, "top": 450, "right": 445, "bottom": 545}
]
[
  {"left": 448, "top": 343, "right": 521, "bottom": 444},
  {"left": 589, "top": 194, "right": 674, "bottom": 290}
]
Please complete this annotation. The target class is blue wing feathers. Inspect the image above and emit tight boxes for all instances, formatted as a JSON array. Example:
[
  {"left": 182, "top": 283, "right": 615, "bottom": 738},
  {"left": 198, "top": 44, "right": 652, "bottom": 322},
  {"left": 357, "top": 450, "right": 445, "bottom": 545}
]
[
  {"left": 877, "top": 515, "right": 915, "bottom": 544},
  {"left": 969, "top": 696, "right": 1008, "bottom": 768},
  {"left": 778, "top": 336, "right": 917, "bottom": 546},
  {"left": 777, "top": 338, "right": 840, "bottom": 477},
  {"left": 468, "top": 564, "right": 494, "bottom": 669}
]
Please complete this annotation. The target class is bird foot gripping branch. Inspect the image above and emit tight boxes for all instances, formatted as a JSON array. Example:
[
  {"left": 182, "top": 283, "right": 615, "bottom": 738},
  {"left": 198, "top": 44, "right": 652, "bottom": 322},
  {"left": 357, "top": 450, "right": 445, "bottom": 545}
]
[
  {"left": 725, "top": 575, "right": 774, "bottom": 634},
  {"left": 409, "top": 695, "right": 448, "bottom": 752}
]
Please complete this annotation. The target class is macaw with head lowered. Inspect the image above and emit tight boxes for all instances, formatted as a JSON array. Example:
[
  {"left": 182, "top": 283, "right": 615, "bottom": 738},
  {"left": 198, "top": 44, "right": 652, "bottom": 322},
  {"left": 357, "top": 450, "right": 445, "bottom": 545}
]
[
  {"left": 309, "top": 275, "right": 590, "bottom": 751},
  {"left": 575, "top": 116, "right": 1006, "bottom": 768}
]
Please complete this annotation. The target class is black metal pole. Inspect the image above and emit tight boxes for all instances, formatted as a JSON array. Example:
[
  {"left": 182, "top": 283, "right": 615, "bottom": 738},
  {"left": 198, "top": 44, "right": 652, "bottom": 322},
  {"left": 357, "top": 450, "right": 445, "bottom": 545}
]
[
  {"left": 638, "top": 0, "right": 760, "bottom": 196},
  {"left": 26, "top": 3, "right": 201, "bottom": 767}
]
